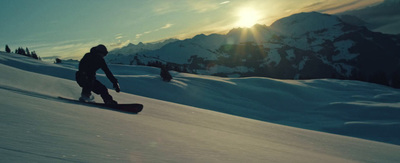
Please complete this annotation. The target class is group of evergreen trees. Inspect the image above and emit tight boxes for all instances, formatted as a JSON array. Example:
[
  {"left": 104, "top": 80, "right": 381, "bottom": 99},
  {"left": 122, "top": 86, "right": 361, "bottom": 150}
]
[
  {"left": 4, "top": 44, "right": 41, "bottom": 60},
  {"left": 146, "top": 60, "right": 188, "bottom": 73}
]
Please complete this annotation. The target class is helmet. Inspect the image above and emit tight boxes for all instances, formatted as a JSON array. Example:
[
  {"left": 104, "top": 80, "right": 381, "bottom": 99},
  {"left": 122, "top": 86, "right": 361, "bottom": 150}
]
[{"left": 90, "top": 44, "right": 108, "bottom": 56}]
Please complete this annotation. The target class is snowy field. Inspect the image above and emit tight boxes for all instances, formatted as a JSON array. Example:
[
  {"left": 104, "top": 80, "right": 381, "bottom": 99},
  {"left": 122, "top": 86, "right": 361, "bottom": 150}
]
[{"left": 0, "top": 52, "right": 399, "bottom": 162}]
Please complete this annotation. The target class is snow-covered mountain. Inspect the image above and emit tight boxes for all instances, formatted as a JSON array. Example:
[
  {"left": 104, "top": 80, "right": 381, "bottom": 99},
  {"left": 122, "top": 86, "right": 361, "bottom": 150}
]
[
  {"left": 339, "top": 0, "right": 400, "bottom": 34},
  {"left": 106, "top": 12, "right": 400, "bottom": 88},
  {"left": 2, "top": 52, "right": 400, "bottom": 162},
  {"left": 106, "top": 38, "right": 179, "bottom": 65}
]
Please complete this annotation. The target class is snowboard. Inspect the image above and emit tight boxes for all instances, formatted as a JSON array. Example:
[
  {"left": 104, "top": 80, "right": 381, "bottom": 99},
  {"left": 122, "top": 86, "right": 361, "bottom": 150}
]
[{"left": 58, "top": 97, "right": 143, "bottom": 114}]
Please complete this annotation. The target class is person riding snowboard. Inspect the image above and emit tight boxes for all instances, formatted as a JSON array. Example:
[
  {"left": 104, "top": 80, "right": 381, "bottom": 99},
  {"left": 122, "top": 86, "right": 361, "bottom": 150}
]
[{"left": 75, "top": 44, "right": 120, "bottom": 104}]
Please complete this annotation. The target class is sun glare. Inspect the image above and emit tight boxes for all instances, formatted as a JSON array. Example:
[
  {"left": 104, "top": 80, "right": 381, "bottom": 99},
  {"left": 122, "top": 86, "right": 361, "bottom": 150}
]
[{"left": 236, "top": 8, "right": 259, "bottom": 28}]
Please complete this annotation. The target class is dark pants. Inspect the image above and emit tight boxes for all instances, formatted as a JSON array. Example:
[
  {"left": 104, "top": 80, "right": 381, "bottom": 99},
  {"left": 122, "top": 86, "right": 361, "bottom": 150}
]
[{"left": 76, "top": 71, "right": 113, "bottom": 103}]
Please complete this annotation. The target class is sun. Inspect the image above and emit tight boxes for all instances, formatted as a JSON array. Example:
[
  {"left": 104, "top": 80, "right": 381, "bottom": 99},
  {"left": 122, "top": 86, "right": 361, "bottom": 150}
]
[{"left": 236, "top": 8, "right": 260, "bottom": 28}]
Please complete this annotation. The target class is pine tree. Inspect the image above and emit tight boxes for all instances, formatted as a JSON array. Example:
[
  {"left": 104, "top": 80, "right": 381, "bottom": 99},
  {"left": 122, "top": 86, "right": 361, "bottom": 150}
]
[
  {"left": 31, "top": 51, "right": 38, "bottom": 59},
  {"left": 26, "top": 47, "right": 31, "bottom": 56},
  {"left": 5, "top": 45, "right": 11, "bottom": 53},
  {"left": 55, "top": 58, "right": 62, "bottom": 63},
  {"left": 19, "top": 47, "right": 26, "bottom": 56}
]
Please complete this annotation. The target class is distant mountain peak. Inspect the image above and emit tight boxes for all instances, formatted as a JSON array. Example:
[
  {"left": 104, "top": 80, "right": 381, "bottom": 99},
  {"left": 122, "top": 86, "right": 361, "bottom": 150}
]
[{"left": 270, "top": 12, "right": 342, "bottom": 36}]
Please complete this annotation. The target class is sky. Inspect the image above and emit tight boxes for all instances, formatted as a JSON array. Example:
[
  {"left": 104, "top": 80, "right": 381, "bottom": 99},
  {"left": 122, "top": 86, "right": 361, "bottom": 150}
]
[{"left": 0, "top": 0, "right": 383, "bottom": 59}]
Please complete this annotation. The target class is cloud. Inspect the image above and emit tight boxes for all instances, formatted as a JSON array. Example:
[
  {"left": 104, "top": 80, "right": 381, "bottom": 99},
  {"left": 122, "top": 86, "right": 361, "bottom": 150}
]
[
  {"left": 152, "top": 2, "right": 182, "bottom": 15},
  {"left": 43, "top": 39, "right": 130, "bottom": 59},
  {"left": 161, "top": 23, "right": 173, "bottom": 29},
  {"left": 317, "top": 0, "right": 363, "bottom": 13},
  {"left": 186, "top": 1, "right": 221, "bottom": 13},
  {"left": 115, "top": 33, "right": 124, "bottom": 40},
  {"left": 152, "top": 1, "right": 227, "bottom": 14},
  {"left": 220, "top": 1, "right": 230, "bottom": 5},
  {"left": 136, "top": 34, "right": 143, "bottom": 39},
  {"left": 32, "top": 39, "right": 102, "bottom": 59},
  {"left": 109, "top": 40, "right": 131, "bottom": 49},
  {"left": 300, "top": 0, "right": 383, "bottom": 14},
  {"left": 135, "top": 23, "right": 174, "bottom": 39}
]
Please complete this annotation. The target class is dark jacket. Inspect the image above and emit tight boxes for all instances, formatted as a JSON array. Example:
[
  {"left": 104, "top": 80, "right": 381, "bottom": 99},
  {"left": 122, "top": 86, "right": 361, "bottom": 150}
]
[{"left": 78, "top": 52, "right": 118, "bottom": 84}]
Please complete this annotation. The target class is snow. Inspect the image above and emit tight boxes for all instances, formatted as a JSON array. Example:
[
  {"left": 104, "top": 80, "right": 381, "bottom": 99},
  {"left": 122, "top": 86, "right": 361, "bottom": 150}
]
[
  {"left": 107, "top": 34, "right": 227, "bottom": 66},
  {"left": 261, "top": 48, "right": 281, "bottom": 67},
  {"left": 333, "top": 40, "right": 359, "bottom": 61},
  {"left": 1, "top": 52, "right": 400, "bottom": 162},
  {"left": 285, "top": 49, "right": 296, "bottom": 61},
  {"left": 271, "top": 12, "right": 342, "bottom": 37},
  {"left": 109, "top": 39, "right": 178, "bottom": 56},
  {"left": 332, "top": 63, "right": 355, "bottom": 77},
  {"left": 197, "top": 65, "right": 254, "bottom": 75},
  {"left": 298, "top": 56, "right": 310, "bottom": 70},
  {"left": 269, "top": 12, "right": 348, "bottom": 53}
]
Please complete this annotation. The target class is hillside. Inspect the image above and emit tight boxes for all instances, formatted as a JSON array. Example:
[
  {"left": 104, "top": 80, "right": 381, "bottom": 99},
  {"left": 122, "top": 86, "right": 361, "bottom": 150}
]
[{"left": 1, "top": 52, "right": 400, "bottom": 162}]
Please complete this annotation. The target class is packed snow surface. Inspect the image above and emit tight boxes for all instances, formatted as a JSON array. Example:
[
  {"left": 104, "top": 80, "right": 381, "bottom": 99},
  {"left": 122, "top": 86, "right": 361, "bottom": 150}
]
[{"left": 1, "top": 52, "right": 399, "bottom": 163}]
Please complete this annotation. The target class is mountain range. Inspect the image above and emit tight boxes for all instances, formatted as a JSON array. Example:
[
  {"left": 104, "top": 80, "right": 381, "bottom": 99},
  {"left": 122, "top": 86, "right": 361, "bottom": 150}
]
[{"left": 106, "top": 11, "right": 400, "bottom": 88}]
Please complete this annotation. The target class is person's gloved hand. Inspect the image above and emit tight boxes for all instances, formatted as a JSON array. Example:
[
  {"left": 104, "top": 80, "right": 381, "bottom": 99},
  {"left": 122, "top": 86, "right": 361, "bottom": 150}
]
[{"left": 113, "top": 83, "right": 120, "bottom": 93}]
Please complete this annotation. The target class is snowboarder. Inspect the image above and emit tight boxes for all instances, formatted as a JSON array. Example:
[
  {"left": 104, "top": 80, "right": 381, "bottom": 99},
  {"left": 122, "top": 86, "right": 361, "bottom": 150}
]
[
  {"left": 160, "top": 65, "right": 172, "bottom": 82},
  {"left": 75, "top": 44, "right": 120, "bottom": 104}
]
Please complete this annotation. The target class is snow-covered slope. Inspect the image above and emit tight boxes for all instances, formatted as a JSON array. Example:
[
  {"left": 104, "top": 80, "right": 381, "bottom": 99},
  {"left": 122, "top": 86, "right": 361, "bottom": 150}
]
[{"left": 1, "top": 52, "right": 400, "bottom": 162}]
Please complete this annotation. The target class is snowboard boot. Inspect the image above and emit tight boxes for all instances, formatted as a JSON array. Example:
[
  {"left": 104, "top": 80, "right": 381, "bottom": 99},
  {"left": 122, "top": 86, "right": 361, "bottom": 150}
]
[
  {"left": 79, "top": 94, "right": 94, "bottom": 102},
  {"left": 100, "top": 92, "right": 117, "bottom": 105},
  {"left": 104, "top": 99, "right": 118, "bottom": 105}
]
